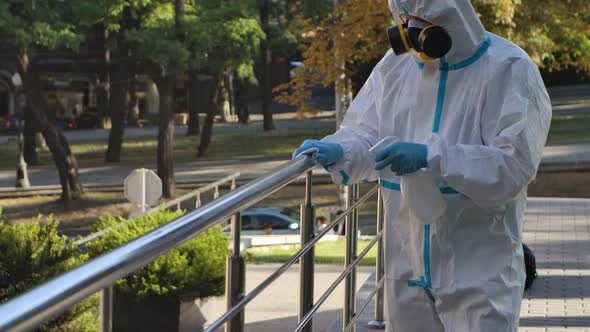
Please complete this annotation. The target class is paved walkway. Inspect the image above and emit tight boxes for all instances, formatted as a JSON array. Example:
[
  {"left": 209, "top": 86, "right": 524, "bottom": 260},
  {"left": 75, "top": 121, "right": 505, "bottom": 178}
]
[
  {"left": 0, "top": 158, "right": 292, "bottom": 189},
  {"left": 542, "top": 143, "right": 590, "bottom": 165},
  {"left": 205, "top": 265, "right": 373, "bottom": 332},
  {"left": 519, "top": 198, "right": 590, "bottom": 332},
  {"left": 333, "top": 198, "right": 590, "bottom": 332}
]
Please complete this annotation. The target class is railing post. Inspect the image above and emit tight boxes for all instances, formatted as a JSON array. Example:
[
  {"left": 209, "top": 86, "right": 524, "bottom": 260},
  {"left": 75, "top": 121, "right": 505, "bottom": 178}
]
[
  {"left": 344, "top": 184, "right": 360, "bottom": 331},
  {"left": 368, "top": 186, "right": 386, "bottom": 329},
  {"left": 226, "top": 212, "right": 245, "bottom": 332},
  {"left": 196, "top": 192, "right": 202, "bottom": 208},
  {"left": 101, "top": 286, "right": 113, "bottom": 332},
  {"left": 299, "top": 171, "right": 316, "bottom": 332}
]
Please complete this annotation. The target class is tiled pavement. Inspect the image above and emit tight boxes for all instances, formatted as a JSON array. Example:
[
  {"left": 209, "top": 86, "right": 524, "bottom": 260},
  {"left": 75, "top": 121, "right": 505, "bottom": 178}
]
[
  {"left": 332, "top": 198, "right": 590, "bottom": 332},
  {"left": 520, "top": 198, "right": 590, "bottom": 332}
]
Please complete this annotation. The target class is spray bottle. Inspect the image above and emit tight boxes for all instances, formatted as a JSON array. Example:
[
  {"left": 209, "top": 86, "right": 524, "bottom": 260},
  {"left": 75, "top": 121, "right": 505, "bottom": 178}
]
[{"left": 370, "top": 136, "right": 446, "bottom": 224}]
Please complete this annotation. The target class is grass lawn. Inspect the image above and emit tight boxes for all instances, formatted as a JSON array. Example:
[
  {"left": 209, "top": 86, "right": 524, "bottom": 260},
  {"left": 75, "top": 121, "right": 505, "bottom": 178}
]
[
  {"left": 0, "top": 114, "right": 587, "bottom": 170},
  {"left": 0, "top": 182, "right": 347, "bottom": 235},
  {"left": 0, "top": 127, "right": 334, "bottom": 170},
  {"left": 0, "top": 192, "right": 134, "bottom": 236},
  {"left": 246, "top": 239, "right": 378, "bottom": 266},
  {"left": 552, "top": 99, "right": 590, "bottom": 106}
]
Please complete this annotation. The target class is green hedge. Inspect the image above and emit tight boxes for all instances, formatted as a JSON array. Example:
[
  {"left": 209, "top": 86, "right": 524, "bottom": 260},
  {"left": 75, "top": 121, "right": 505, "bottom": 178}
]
[
  {"left": 0, "top": 215, "right": 99, "bottom": 331},
  {"left": 86, "top": 210, "right": 230, "bottom": 301}
]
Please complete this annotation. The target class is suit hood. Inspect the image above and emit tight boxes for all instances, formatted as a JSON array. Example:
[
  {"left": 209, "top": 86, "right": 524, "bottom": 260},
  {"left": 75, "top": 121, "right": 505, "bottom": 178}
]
[{"left": 389, "top": 0, "right": 487, "bottom": 64}]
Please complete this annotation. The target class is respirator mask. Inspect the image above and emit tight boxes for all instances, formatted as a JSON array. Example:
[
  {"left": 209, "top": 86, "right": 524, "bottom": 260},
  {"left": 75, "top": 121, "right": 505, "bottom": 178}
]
[{"left": 387, "top": 16, "right": 452, "bottom": 61}]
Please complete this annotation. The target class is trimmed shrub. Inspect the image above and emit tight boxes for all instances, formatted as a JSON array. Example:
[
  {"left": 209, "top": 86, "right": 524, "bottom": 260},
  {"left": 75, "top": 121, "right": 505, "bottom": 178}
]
[
  {"left": 0, "top": 215, "right": 99, "bottom": 332},
  {"left": 86, "top": 210, "right": 229, "bottom": 301}
]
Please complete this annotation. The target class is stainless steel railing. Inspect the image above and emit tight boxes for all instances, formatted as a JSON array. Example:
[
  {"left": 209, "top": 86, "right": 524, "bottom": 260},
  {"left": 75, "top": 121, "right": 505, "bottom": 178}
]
[
  {"left": 0, "top": 155, "right": 385, "bottom": 332},
  {"left": 76, "top": 172, "right": 241, "bottom": 247},
  {"left": 75, "top": 172, "right": 241, "bottom": 332}
]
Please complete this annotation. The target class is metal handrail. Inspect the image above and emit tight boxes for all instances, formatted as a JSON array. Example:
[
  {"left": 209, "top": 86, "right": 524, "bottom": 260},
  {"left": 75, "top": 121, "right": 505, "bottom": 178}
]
[
  {"left": 76, "top": 172, "right": 240, "bottom": 246},
  {"left": 204, "top": 185, "right": 381, "bottom": 332},
  {"left": 147, "top": 172, "right": 240, "bottom": 214},
  {"left": 0, "top": 154, "right": 386, "bottom": 332},
  {"left": 295, "top": 232, "right": 383, "bottom": 332},
  {"left": 0, "top": 157, "right": 315, "bottom": 332}
]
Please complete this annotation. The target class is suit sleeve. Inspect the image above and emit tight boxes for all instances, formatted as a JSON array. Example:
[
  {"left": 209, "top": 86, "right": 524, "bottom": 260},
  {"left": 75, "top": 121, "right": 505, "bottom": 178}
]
[
  {"left": 321, "top": 71, "right": 382, "bottom": 185},
  {"left": 426, "top": 59, "right": 552, "bottom": 208}
]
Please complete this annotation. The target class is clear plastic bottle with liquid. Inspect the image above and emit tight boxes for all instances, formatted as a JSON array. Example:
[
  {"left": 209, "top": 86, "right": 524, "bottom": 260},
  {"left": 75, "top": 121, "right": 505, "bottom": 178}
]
[
  {"left": 370, "top": 136, "right": 446, "bottom": 224},
  {"left": 400, "top": 169, "right": 446, "bottom": 224}
]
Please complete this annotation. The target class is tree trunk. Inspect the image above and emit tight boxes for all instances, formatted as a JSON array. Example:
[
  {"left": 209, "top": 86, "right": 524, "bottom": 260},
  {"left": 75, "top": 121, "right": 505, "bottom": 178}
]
[
  {"left": 235, "top": 77, "right": 249, "bottom": 124},
  {"left": 105, "top": 59, "right": 129, "bottom": 163},
  {"left": 23, "top": 106, "right": 38, "bottom": 165},
  {"left": 220, "top": 77, "right": 232, "bottom": 122},
  {"left": 16, "top": 51, "right": 83, "bottom": 201},
  {"left": 259, "top": 0, "right": 275, "bottom": 131},
  {"left": 155, "top": 75, "right": 176, "bottom": 198},
  {"left": 186, "top": 71, "right": 201, "bottom": 136},
  {"left": 96, "top": 24, "right": 111, "bottom": 129},
  {"left": 197, "top": 73, "right": 222, "bottom": 158},
  {"left": 127, "top": 75, "right": 140, "bottom": 127},
  {"left": 106, "top": 7, "right": 136, "bottom": 162}
]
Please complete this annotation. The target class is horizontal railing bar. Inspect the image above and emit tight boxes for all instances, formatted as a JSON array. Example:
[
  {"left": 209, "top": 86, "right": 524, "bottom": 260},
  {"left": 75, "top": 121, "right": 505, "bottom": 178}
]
[
  {"left": 0, "top": 157, "right": 316, "bottom": 332},
  {"left": 294, "top": 232, "right": 383, "bottom": 332},
  {"left": 146, "top": 173, "right": 241, "bottom": 214},
  {"left": 203, "top": 185, "right": 380, "bottom": 332},
  {"left": 343, "top": 277, "right": 385, "bottom": 332},
  {"left": 76, "top": 173, "right": 241, "bottom": 246}
]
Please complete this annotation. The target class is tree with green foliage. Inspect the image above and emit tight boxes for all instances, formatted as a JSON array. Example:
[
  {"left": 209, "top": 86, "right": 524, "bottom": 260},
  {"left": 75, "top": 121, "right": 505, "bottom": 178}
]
[
  {"left": 0, "top": 215, "right": 99, "bottom": 331},
  {"left": 0, "top": 0, "right": 84, "bottom": 201},
  {"left": 118, "top": 1, "right": 190, "bottom": 197},
  {"left": 103, "top": 4, "right": 138, "bottom": 163},
  {"left": 474, "top": 0, "right": 590, "bottom": 72},
  {"left": 76, "top": 0, "right": 150, "bottom": 163},
  {"left": 185, "top": 0, "right": 265, "bottom": 157}
]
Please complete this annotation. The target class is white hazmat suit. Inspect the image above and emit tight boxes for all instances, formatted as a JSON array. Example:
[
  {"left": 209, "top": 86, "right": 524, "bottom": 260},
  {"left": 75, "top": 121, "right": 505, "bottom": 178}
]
[{"left": 320, "top": 0, "right": 552, "bottom": 331}]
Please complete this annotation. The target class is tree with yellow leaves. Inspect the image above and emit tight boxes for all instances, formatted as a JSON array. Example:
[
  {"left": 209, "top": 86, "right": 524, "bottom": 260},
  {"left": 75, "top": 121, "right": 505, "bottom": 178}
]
[{"left": 276, "top": 0, "right": 590, "bottom": 118}]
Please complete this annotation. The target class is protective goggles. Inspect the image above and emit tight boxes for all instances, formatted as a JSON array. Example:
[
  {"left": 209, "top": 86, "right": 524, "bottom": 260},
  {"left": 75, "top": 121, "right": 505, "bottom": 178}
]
[{"left": 387, "top": 16, "right": 452, "bottom": 60}]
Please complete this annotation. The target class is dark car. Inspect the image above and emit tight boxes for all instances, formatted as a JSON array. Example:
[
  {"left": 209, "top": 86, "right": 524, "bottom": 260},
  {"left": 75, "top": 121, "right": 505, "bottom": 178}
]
[
  {"left": 76, "top": 111, "right": 99, "bottom": 129},
  {"left": 0, "top": 114, "right": 24, "bottom": 135},
  {"left": 54, "top": 117, "right": 77, "bottom": 130},
  {"left": 236, "top": 206, "right": 301, "bottom": 235}
]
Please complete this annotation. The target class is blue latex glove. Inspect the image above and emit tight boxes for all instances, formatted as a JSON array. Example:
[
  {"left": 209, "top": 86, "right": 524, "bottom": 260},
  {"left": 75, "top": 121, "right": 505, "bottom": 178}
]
[
  {"left": 293, "top": 140, "right": 344, "bottom": 168},
  {"left": 374, "top": 142, "right": 428, "bottom": 175}
]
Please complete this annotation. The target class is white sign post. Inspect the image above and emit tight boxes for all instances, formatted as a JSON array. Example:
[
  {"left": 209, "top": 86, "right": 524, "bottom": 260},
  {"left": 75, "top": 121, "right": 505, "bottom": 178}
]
[{"left": 124, "top": 168, "right": 162, "bottom": 213}]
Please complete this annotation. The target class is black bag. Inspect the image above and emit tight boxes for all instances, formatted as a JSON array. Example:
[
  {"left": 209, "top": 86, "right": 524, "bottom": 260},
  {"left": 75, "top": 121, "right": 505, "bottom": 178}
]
[{"left": 523, "top": 243, "right": 538, "bottom": 290}]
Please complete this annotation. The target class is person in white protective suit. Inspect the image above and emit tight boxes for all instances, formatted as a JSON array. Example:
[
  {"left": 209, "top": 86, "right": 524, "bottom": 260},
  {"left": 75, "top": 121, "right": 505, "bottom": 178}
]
[{"left": 293, "top": 0, "right": 552, "bottom": 331}]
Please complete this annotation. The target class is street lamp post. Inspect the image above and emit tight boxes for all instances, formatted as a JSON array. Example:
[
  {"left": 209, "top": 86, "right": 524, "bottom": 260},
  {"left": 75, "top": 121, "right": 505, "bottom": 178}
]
[{"left": 15, "top": 119, "right": 30, "bottom": 188}]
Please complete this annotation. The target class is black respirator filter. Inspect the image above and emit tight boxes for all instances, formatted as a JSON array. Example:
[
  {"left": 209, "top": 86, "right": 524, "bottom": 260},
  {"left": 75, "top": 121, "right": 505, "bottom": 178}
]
[{"left": 388, "top": 24, "right": 452, "bottom": 59}]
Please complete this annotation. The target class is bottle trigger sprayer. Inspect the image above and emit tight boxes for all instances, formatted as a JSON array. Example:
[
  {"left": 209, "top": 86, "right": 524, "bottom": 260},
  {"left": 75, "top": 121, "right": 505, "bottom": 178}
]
[{"left": 370, "top": 136, "right": 446, "bottom": 224}]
